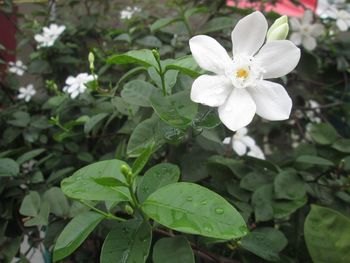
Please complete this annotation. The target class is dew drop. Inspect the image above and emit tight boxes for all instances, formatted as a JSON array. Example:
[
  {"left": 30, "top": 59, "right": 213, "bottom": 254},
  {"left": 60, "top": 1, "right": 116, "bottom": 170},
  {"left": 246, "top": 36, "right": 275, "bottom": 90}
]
[
  {"left": 204, "top": 225, "right": 213, "bottom": 232},
  {"left": 200, "top": 200, "right": 208, "bottom": 205},
  {"left": 215, "top": 208, "right": 224, "bottom": 215},
  {"left": 186, "top": 196, "right": 193, "bottom": 201}
]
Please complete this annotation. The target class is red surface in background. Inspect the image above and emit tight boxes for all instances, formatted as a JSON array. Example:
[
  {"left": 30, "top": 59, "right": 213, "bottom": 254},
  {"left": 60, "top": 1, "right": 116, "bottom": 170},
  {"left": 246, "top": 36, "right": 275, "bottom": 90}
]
[
  {"left": 227, "top": 0, "right": 318, "bottom": 17},
  {"left": 0, "top": 12, "right": 17, "bottom": 77}
]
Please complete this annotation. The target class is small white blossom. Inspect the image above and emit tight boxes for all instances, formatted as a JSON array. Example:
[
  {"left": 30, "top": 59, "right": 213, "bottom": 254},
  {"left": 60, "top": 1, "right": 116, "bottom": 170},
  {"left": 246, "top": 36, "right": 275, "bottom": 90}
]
[
  {"left": 223, "top": 127, "right": 265, "bottom": 159},
  {"left": 63, "top": 73, "right": 95, "bottom": 99},
  {"left": 189, "top": 11, "right": 300, "bottom": 131},
  {"left": 290, "top": 10, "right": 325, "bottom": 50},
  {"left": 120, "top": 6, "right": 141, "bottom": 20},
  {"left": 34, "top": 24, "right": 66, "bottom": 48},
  {"left": 306, "top": 99, "right": 321, "bottom": 123},
  {"left": 17, "top": 84, "right": 36, "bottom": 102},
  {"left": 21, "top": 160, "right": 37, "bottom": 174},
  {"left": 8, "top": 60, "right": 27, "bottom": 76}
]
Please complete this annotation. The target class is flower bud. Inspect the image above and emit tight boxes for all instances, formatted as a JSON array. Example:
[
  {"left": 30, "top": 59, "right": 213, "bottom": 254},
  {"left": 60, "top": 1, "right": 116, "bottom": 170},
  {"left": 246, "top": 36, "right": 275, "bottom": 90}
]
[
  {"left": 125, "top": 204, "right": 134, "bottom": 215},
  {"left": 267, "top": 15, "right": 289, "bottom": 42},
  {"left": 88, "top": 52, "right": 95, "bottom": 71}
]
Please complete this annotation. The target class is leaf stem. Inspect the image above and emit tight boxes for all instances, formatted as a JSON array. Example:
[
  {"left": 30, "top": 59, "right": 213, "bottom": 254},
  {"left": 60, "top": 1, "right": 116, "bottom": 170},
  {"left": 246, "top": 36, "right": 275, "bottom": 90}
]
[{"left": 79, "top": 200, "right": 126, "bottom": 221}]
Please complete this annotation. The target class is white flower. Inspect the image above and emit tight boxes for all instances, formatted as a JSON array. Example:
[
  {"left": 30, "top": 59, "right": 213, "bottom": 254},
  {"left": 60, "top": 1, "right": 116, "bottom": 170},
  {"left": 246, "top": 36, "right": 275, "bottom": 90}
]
[
  {"left": 63, "top": 73, "right": 95, "bottom": 99},
  {"left": 17, "top": 84, "right": 36, "bottom": 102},
  {"left": 223, "top": 127, "right": 265, "bottom": 159},
  {"left": 189, "top": 11, "right": 300, "bottom": 131},
  {"left": 34, "top": 24, "right": 66, "bottom": 48},
  {"left": 8, "top": 60, "right": 27, "bottom": 76},
  {"left": 120, "top": 6, "right": 141, "bottom": 20},
  {"left": 22, "top": 160, "right": 36, "bottom": 174},
  {"left": 306, "top": 99, "right": 321, "bottom": 123},
  {"left": 317, "top": 0, "right": 350, "bottom": 31},
  {"left": 290, "top": 10, "right": 325, "bottom": 50}
]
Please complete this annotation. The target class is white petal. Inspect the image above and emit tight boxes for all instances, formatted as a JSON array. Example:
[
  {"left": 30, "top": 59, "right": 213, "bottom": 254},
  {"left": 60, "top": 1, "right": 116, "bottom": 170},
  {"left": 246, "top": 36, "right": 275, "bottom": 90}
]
[
  {"left": 310, "top": 24, "right": 325, "bottom": 37},
  {"left": 302, "top": 36, "right": 317, "bottom": 51},
  {"left": 248, "top": 80, "right": 292, "bottom": 121},
  {"left": 191, "top": 75, "right": 232, "bottom": 107},
  {"left": 189, "top": 35, "right": 232, "bottom": 75},
  {"left": 241, "top": 135, "right": 256, "bottom": 148},
  {"left": 337, "top": 19, "right": 348, "bottom": 31},
  {"left": 236, "top": 127, "right": 247, "bottom": 137},
  {"left": 223, "top": 137, "right": 231, "bottom": 145},
  {"left": 232, "top": 140, "right": 247, "bottom": 156},
  {"left": 289, "top": 18, "right": 301, "bottom": 30},
  {"left": 231, "top": 11, "right": 268, "bottom": 56},
  {"left": 218, "top": 88, "right": 256, "bottom": 131},
  {"left": 247, "top": 145, "right": 265, "bottom": 159},
  {"left": 290, "top": 32, "right": 302, "bottom": 45},
  {"left": 256, "top": 40, "right": 300, "bottom": 79},
  {"left": 65, "top": 76, "right": 76, "bottom": 85},
  {"left": 302, "top": 10, "right": 313, "bottom": 25}
]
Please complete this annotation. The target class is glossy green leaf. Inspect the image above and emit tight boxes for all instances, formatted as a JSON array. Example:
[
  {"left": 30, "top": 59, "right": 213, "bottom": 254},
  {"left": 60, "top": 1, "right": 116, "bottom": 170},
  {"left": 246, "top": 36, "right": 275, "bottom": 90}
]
[
  {"left": 296, "top": 155, "right": 334, "bottom": 166},
  {"left": 44, "top": 187, "right": 70, "bottom": 217},
  {"left": 252, "top": 184, "right": 274, "bottom": 222},
  {"left": 53, "top": 211, "right": 104, "bottom": 262},
  {"left": 308, "top": 123, "right": 338, "bottom": 145},
  {"left": 150, "top": 90, "right": 198, "bottom": 129},
  {"left": 121, "top": 80, "right": 156, "bottom": 107},
  {"left": 107, "top": 49, "right": 158, "bottom": 68},
  {"left": 19, "top": 191, "right": 41, "bottom": 217},
  {"left": 165, "top": 56, "right": 200, "bottom": 78},
  {"left": 137, "top": 163, "right": 180, "bottom": 203},
  {"left": 100, "top": 220, "right": 152, "bottom": 263},
  {"left": 61, "top": 160, "right": 131, "bottom": 202},
  {"left": 332, "top": 138, "right": 350, "bottom": 153},
  {"left": 132, "top": 143, "right": 154, "bottom": 176},
  {"left": 153, "top": 236, "right": 194, "bottom": 263},
  {"left": 16, "top": 149, "right": 45, "bottom": 165},
  {"left": 304, "top": 205, "right": 350, "bottom": 263},
  {"left": 240, "top": 227, "right": 288, "bottom": 261},
  {"left": 142, "top": 182, "right": 247, "bottom": 239},
  {"left": 0, "top": 158, "right": 19, "bottom": 177},
  {"left": 274, "top": 170, "right": 306, "bottom": 200}
]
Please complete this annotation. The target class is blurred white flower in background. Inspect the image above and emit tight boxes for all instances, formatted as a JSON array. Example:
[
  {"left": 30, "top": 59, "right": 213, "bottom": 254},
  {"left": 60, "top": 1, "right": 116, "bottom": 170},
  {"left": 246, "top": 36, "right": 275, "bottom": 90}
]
[
  {"left": 34, "top": 24, "right": 66, "bottom": 48},
  {"left": 189, "top": 11, "right": 300, "bottom": 131},
  {"left": 223, "top": 127, "right": 265, "bottom": 159},
  {"left": 290, "top": 10, "right": 325, "bottom": 50},
  {"left": 306, "top": 99, "right": 321, "bottom": 123},
  {"left": 17, "top": 84, "right": 36, "bottom": 102},
  {"left": 317, "top": 0, "right": 350, "bottom": 31},
  {"left": 21, "top": 160, "right": 37, "bottom": 174},
  {"left": 120, "top": 6, "right": 141, "bottom": 20},
  {"left": 8, "top": 60, "right": 27, "bottom": 76},
  {"left": 63, "top": 73, "right": 95, "bottom": 99}
]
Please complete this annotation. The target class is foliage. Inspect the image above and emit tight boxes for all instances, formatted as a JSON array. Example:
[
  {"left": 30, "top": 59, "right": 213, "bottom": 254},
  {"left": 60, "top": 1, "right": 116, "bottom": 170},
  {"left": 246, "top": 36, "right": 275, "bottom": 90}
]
[{"left": 1, "top": 0, "right": 350, "bottom": 262}]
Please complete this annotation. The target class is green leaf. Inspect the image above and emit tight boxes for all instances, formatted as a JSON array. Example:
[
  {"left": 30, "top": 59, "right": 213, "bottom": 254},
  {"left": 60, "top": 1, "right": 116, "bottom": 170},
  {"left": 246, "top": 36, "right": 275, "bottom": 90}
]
[
  {"left": 308, "top": 123, "right": 338, "bottom": 145},
  {"left": 296, "top": 155, "right": 334, "bottom": 166},
  {"left": 153, "top": 236, "right": 194, "bottom": 263},
  {"left": 127, "top": 117, "right": 162, "bottom": 157},
  {"left": 199, "top": 17, "right": 234, "bottom": 33},
  {"left": 107, "top": 49, "right": 158, "bottom": 68},
  {"left": 142, "top": 182, "right": 247, "bottom": 239},
  {"left": 332, "top": 138, "right": 350, "bottom": 153},
  {"left": 192, "top": 107, "right": 221, "bottom": 129},
  {"left": 100, "top": 220, "right": 152, "bottom": 263},
  {"left": 43, "top": 187, "right": 70, "bottom": 217},
  {"left": 53, "top": 211, "right": 104, "bottom": 262},
  {"left": 240, "top": 227, "right": 288, "bottom": 261},
  {"left": 304, "top": 205, "right": 350, "bottom": 263},
  {"left": 61, "top": 160, "right": 131, "bottom": 202},
  {"left": 150, "top": 17, "right": 180, "bottom": 32},
  {"left": 252, "top": 185, "right": 274, "bottom": 222},
  {"left": 150, "top": 90, "right": 198, "bottom": 129},
  {"left": 0, "top": 158, "right": 19, "bottom": 177},
  {"left": 84, "top": 113, "right": 108, "bottom": 134},
  {"left": 19, "top": 191, "right": 41, "bottom": 217},
  {"left": 121, "top": 80, "right": 156, "bottom": 107},
  {"left": 93, "top": 177, "right": 127, "bottom": 187},
  {"left": 274, "top": 170, "right": 306, "bottom": 200},
  {"left": 137, "top": 163, "right": 180, "bottom": 203},
  {"left": 16, "top": 149, "right": 45, "bottom": 165},
  {"left": 132, "top": 143, "right": 154, "bottom": 176},
  {"left": 136, "top": 36, "right": 162, "bottom": 48},
  {"left": 165, "top": 56, "right": 200, "bottom": 78},
  {"left": 24, "top": 201, "right": 50, "bottom": 226}
]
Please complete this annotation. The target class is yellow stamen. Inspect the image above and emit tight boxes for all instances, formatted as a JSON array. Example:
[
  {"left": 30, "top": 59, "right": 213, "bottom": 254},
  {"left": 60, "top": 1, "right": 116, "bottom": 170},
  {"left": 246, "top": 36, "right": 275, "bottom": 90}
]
[{"left": 236, "top": 69, "right": 249, "bottom": 79}]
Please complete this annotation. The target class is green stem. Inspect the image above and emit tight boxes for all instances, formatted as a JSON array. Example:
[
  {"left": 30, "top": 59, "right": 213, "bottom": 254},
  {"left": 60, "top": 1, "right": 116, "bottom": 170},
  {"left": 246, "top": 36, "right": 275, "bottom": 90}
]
[
  {"left": 155, "top": 59, "right": 167, "bottom": 96},
  {"left": 80, "top": 200, "right": 126, "bottom": 221}
]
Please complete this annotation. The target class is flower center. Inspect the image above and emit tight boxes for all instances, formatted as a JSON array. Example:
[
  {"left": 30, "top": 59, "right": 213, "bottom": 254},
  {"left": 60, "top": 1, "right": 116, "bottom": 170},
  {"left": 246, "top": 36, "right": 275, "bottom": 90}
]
[
  {"left": 236, "top": 68, "right": 249, "bottom": 79},
  {"left": 226, "top": 54, "right": 265, "bottom": 89}
]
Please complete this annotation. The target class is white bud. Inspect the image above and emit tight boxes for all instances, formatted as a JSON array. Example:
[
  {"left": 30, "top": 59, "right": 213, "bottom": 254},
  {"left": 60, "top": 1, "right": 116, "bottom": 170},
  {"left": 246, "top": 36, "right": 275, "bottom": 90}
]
[{"left": 267, "top": 15, "right": 289, "bottom": 41}]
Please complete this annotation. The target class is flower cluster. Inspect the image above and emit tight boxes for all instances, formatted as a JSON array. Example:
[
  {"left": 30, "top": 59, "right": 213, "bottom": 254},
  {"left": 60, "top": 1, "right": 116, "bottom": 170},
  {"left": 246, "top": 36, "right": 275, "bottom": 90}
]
[
  {"left": 63, "top": 73, "right": 95, "bottom": 99},
  {"left": 317, "top": 0, "right": 350, "bottom": 31},
  {"left": 223, "top": 128, "right": 265, "bottom": 159},
  {"left": 34, "top": 24, "right": 66, "bottom": 48},
  {"left": 8, "top": 60, "right": 27, "bottom": 76},
  {"left": 120, "top": 6, "right": 141, "bottom": 20},
  {"left": 189, "top": 11, "right": 300, "bottom": 131}
]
